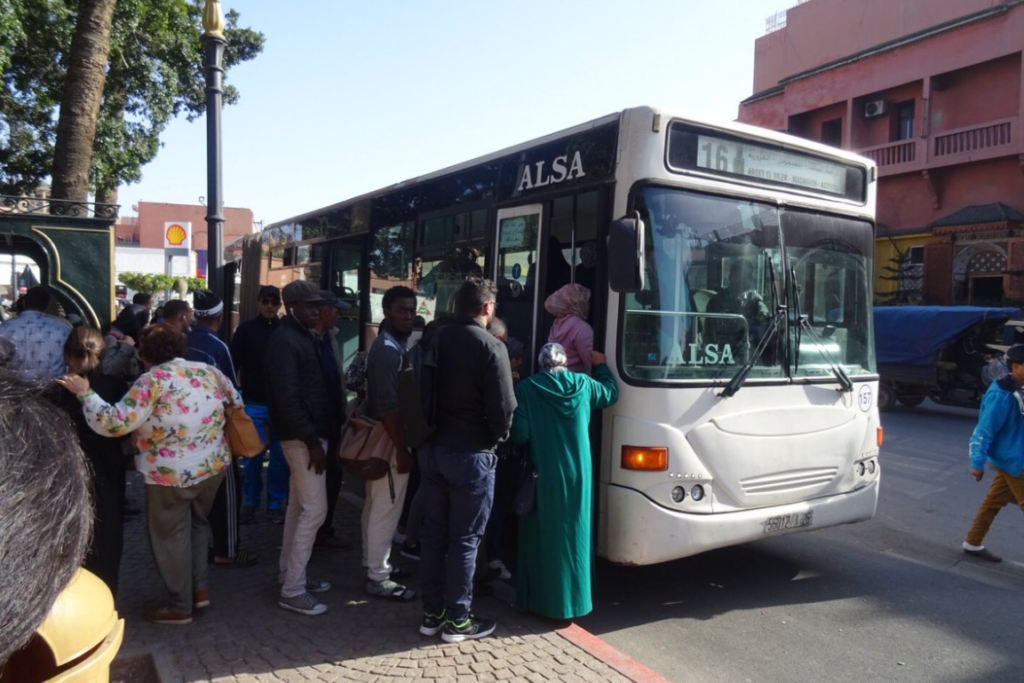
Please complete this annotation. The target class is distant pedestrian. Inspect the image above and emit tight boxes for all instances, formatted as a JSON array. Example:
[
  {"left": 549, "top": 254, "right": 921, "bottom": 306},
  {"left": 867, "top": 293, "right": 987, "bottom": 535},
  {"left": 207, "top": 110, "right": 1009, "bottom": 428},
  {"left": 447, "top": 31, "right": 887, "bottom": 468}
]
[
  {"left": 230, "top": 285, "right": 288, "bottom": 525},
  {"left": 313, "top": 290, "right": 352, "bottom": 551},
  {"left": 963, "top": 344, "right": 1024, "bottom": 563},
  {"left": 162, "top": 299, "right": 192, "bottom": 336},
  {"left": 362, "top": 286, "right": 416, "bottom": 601},
  {"left": 510, "top": 343, "right": 618, "bottom": 619},
  {"left": 0, "top": 286, "right": 71, "bottom": 381},
  {"left": 545, "top": 284, "right": 594, "bottom": 374},
  {"left": 418, "top": 277, "right": 516, "bottom": 643},
  {"left": 102, "top": 303, "right": 148, "bottom": 381},
  {"left": 57, "top": 323, "right": 242, "bottom": 625},
  {"left": 188, "top": 291, "right": 252, "bottom": 569},
  {"left": 267, "top": 282, "right": 333, "bottom": 616},
  {"left": 133, "top": 292, "right": 154, "bottom": 311}
]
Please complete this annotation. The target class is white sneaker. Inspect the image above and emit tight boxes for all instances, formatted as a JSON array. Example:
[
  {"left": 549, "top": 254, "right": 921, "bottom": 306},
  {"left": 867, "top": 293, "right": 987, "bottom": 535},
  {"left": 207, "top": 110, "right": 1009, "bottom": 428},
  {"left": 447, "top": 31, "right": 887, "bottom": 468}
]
[{"left": 488, "top": 559, "right": 511, "bottom": 580}]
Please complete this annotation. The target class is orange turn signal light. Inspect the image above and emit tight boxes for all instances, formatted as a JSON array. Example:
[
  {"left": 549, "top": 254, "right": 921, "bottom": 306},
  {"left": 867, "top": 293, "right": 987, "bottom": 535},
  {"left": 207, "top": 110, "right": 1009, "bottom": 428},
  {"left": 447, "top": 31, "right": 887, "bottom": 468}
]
[
  {"left": 877, "top": 427, "right": 884, "bottom": 447},
  {"left": 621, "top": 446, "right": 669, "bottom": 471}
]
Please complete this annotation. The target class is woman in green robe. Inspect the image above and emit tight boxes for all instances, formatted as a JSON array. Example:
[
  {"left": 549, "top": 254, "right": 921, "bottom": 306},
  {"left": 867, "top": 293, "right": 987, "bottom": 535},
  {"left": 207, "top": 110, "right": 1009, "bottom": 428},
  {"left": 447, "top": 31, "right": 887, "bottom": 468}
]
[{"left": 510, "top": 342, "right": 618, "bottom": 619}]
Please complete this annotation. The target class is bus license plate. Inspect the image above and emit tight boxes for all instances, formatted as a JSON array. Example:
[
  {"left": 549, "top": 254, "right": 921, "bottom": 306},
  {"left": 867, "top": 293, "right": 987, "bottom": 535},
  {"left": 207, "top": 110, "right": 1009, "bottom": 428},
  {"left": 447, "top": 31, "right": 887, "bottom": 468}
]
[{"left": 763, "top": 511, "right": 813, "bottom": 534}]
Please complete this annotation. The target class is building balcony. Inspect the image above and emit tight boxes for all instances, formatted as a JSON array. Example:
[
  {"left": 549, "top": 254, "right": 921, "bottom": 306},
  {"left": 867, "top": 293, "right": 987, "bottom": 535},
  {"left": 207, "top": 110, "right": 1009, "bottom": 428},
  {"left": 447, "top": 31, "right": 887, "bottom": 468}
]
[{"left": 855, "top": 117, "right": 1021, "bottom": 177}]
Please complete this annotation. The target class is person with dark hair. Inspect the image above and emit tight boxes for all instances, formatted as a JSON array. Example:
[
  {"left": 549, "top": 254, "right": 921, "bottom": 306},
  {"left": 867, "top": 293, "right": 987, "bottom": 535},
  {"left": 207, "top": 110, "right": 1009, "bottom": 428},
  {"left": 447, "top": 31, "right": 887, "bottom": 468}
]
[
  {"left": 133, "top": 292, "right": 153, "bottom": 310},
  {"left": 102, "top": 303, "right": 149, "bottom": 381},
  {"left": 52, "top": 327, "right": 131, "bottom": 595},
  {"left": 510, "top": 343, "right": 618, "bottom": 619},
  {"left": 0, "top": 285, "right": 71, "bottom": 380},
  {"left": 963, "top": 344, "right": 1024, "bottom": 563},
  {"left": 162, "top": 299, "right": 192, "bottom": 336},
  {"left": 0, "top": 367, "right": 92, "bottom": 667},
  {"left": 231, "top": 285, "right": 287, "bottom": 525},
  {"left": 267, "top": 282, "right": 333, "bottom": 616},
  {"left": 57, "top": 323, "right": 242, "bottom": 625},
  {"left": 418, "top": 277, "right": 516, "bottom": 643},
  {"left": 363, "top": 285, "right": 416, "bottom": 601}
]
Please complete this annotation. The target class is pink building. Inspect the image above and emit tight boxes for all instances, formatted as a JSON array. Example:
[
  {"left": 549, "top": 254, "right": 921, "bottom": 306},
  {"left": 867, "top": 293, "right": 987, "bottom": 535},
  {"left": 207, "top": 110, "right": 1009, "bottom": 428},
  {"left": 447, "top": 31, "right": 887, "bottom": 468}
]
[{"left": 739, "top": 0, "right": 1024, "bottom": 305}]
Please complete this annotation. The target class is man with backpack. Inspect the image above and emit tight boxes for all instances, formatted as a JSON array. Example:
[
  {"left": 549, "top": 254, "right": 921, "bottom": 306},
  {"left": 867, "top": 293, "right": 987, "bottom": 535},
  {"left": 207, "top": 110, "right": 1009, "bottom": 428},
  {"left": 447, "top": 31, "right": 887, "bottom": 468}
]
[
  {"left": 417, "top": 277, "right": 516, "bottom": 643},
  {"left": 362, "top": 286, "right": 417, "bottom": 601}
]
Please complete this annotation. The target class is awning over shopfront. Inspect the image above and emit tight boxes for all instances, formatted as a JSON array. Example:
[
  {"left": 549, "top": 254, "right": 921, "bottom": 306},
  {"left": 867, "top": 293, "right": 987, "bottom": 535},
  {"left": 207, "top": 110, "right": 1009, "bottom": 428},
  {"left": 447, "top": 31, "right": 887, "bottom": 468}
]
[{"left": 929, "top": 202, "right": 1024, "bottom": 235}]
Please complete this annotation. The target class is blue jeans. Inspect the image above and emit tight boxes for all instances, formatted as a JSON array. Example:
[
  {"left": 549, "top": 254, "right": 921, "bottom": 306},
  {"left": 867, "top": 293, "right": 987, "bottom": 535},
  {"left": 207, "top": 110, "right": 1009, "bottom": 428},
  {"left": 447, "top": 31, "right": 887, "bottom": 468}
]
[
  {"left": 419, "top": 444, "right": 497, "bottom": 622},
  {"left": 241, "top": 403, "right": 288, "bottom": 510}
]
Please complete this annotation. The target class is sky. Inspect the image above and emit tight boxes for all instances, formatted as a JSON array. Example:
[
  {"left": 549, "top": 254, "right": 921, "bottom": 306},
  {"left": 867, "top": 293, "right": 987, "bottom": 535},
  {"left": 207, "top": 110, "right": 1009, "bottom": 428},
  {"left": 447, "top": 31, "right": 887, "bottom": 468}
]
[{"left": 116, "top": 0, "right": 791, "bottom": 227}]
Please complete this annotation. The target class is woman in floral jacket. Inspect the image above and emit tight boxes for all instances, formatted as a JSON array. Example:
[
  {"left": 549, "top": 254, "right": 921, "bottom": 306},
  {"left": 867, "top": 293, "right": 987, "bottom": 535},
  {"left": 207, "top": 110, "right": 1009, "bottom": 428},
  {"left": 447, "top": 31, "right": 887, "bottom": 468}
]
[{"left": 58, "top": 323, "right": 242, "bottom": 626}]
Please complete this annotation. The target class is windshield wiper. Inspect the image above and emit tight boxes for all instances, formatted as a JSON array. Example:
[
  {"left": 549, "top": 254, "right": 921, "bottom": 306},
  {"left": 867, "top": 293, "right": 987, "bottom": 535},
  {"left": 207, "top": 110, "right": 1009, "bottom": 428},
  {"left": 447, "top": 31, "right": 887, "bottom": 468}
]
[
  {"left": 789, "top": 266, "right": 853, "bottom": 393},
  {"left": 721, "top": 256, "right": 786, "bottom": 398}
]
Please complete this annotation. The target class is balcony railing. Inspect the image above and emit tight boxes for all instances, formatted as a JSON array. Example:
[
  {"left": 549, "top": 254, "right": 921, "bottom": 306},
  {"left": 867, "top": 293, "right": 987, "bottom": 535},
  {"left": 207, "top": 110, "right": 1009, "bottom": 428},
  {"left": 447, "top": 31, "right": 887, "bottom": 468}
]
[
  {"left": 933, "top": 119, "right": 1013, "bottom": 157},
  {"left": 859, "top": 139, "right": 917, "bottom": 167}
]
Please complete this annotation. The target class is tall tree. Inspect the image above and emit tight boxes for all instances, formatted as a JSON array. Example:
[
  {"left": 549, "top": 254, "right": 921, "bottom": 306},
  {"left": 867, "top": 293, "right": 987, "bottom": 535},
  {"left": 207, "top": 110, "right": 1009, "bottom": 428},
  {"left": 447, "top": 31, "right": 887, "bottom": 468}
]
[
  {"left": 0, "top": 1, "right": 264, "bottom": 201},
  {"left": 50, "top": 0, "right": 117, "bottom": 202}
]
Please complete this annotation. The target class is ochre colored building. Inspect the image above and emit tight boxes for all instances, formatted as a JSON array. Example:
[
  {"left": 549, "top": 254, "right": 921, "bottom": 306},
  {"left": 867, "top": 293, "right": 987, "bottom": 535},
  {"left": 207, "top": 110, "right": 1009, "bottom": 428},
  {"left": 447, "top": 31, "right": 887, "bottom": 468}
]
[{"left": 738, "top": 0, "right": 1024, "bottom": 305}]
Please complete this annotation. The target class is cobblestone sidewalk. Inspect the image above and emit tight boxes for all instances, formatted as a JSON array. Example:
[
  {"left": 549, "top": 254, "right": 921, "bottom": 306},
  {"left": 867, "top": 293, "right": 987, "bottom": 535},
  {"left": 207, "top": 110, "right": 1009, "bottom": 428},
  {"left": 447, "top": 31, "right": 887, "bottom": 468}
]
[{"left": 113, "top": 472, "right": 639, "bottom": 683}]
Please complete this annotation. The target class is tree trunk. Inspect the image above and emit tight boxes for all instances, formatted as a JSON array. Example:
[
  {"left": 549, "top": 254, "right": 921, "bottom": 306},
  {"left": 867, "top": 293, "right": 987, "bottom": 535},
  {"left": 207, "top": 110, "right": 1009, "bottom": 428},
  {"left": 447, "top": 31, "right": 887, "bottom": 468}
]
[{"left": 50, "top": 0, "right": 118, "bottom": 203}]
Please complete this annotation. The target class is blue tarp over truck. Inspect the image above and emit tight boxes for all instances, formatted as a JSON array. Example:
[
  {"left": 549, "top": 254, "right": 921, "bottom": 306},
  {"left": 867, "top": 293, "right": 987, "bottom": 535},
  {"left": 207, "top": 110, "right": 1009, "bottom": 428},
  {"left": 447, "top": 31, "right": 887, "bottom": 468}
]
[
  {"left": 874, "top": 306, "right": 1020, "bottom": 366},
  {"left": 873, "top": 306, "right": 1020, "bottom": 409}
]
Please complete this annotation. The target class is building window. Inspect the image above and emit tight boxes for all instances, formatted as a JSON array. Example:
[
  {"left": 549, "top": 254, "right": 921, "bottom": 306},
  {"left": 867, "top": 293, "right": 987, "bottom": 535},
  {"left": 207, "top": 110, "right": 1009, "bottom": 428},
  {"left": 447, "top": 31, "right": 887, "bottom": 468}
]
[
  {"left": 907, "top": 245, "right": 924, "bottom": 265},
  {"left": 821, "top": 118, "right": 842, "bottom": 147},
  {"left": 895, "top": 101, "right": 915, "bottom": 141}
]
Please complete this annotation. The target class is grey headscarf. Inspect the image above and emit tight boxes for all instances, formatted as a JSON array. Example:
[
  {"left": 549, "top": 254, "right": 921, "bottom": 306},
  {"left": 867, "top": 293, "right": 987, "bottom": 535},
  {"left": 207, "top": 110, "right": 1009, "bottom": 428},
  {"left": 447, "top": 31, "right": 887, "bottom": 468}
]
[{"left": 538, "top": 342, "right": 568, "bottom": 373}]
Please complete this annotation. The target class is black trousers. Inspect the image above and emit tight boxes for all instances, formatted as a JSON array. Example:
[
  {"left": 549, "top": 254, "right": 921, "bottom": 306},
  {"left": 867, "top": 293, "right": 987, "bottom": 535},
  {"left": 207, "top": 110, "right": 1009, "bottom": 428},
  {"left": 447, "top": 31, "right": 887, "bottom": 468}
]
[
  {"left": 84, "top": 449, "right": 126, "bottom": 596},
  {"left": 210, "top": 457, "right": 242, "bottom": 558},
  {"left": 318, "top": 434, "right": 343, "bottom": 539}
]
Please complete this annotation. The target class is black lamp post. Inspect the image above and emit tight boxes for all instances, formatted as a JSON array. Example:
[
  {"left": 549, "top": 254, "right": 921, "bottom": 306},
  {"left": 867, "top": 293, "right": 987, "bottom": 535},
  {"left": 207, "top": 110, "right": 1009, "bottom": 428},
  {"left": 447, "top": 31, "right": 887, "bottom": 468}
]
[{"left": 202, "top": 0, "right": 226, "bottom": 302}]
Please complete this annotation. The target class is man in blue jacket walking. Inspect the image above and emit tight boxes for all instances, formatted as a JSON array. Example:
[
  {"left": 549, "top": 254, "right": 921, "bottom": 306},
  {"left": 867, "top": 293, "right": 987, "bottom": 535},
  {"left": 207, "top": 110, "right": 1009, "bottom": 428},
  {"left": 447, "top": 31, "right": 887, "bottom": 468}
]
[{"left": 963, "top": 344, "right": 1024, "bottom": 562}]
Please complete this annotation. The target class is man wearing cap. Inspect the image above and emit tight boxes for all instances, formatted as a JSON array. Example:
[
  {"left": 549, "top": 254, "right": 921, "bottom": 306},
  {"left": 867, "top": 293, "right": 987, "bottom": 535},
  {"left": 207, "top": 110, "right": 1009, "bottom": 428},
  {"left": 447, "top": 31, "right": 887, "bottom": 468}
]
[
  {"left": 231, "top": 285, "right": 288, "bottom": 525},
  {"left": 313, "top": 290, "right": 352, "bottom": 551},
  {"left": 187, "top": 291, "right": 253, "bottom": 569},
  {"left": 267, "top": 281, "right": 335, "bottom": 615}
]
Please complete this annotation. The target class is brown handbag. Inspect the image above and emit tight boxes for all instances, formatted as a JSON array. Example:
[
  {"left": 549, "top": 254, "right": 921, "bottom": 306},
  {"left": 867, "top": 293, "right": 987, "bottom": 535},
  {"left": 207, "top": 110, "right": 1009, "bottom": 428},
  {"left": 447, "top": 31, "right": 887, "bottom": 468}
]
[
  {"left": 225, "top": 405, "right": 266, "bottom": 458},
  {"left": 338, "top": 414, "right": 396, "bottom": 481}
]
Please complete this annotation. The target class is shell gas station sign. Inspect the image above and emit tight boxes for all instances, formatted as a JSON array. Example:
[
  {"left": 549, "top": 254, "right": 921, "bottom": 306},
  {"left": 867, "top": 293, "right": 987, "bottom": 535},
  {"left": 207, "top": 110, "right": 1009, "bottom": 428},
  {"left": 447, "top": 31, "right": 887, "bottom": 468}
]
[
  {"left": 164, "top": 221, "right": 191, "bottom": 249},
  {"left": 164, "top": 221, "right": 192, "bottom": 277}
]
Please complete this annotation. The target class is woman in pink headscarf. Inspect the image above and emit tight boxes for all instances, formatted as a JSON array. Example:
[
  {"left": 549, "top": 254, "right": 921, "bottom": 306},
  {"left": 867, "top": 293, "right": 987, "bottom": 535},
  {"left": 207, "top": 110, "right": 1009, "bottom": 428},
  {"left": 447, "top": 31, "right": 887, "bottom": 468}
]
[{"left": 545, "top": 283, "right": 594, "bottom": 374}]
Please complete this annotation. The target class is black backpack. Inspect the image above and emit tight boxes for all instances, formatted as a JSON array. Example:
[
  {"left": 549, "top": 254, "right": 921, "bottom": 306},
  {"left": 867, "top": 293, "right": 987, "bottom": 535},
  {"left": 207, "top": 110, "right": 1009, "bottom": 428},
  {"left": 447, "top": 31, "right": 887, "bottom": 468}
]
[{"left": 397, "top": 328, "right": 444, "bottom": 448}]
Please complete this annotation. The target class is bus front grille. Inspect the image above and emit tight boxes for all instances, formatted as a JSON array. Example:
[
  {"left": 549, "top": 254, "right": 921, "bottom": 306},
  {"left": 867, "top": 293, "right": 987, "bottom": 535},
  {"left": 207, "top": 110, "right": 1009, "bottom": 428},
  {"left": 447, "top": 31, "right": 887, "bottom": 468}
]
[{"left": 739, "top": 467, "right": 839, "bottom": 494}]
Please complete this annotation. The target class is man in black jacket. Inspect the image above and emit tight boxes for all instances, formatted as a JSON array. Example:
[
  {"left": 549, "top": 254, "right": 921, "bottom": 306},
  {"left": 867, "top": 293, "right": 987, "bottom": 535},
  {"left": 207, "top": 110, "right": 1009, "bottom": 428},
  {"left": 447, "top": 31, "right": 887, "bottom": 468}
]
[
  {"left": 418, "top": 277, "right": 516, "bottom": 643},
  {"left": 266, "top": 281, "right": 334, "bottom": 616},
  {"left": 230, "top": 285, "right": 288, "bottom": 524}
]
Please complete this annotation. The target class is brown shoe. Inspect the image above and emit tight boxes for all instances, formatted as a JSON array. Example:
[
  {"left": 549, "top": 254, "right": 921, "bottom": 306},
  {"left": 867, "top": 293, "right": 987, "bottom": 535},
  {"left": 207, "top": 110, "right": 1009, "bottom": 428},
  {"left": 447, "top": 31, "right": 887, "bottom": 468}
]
[
  {"left": 145, "top": 606, "right": 193, "bottom": 625},
  {"left": 313, "top": 535, "right": 353, "bottom": 552},
  {"left": 194, "top": 589, "right": 210, "bottom": 609},
  {"left": 964, "top": 547, "right": 1002, "bottom": 563}
]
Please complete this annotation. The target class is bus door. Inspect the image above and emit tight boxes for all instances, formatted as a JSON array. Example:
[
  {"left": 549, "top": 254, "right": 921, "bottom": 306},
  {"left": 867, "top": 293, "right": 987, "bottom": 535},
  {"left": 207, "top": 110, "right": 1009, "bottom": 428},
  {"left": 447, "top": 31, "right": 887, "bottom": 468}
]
[
  {"left": 495, "top": 205, "right": 543, "bottom": 375},
  {"left": 326, "top": 239, "right": 365, "bottom": 372}
]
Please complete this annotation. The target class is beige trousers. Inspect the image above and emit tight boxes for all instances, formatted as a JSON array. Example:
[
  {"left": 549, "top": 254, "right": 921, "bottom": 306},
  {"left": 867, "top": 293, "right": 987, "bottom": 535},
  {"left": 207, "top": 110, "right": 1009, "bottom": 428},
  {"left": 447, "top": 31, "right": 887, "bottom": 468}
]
[{"left": 279, "top": 440, "right": 327, "bottom": 598}]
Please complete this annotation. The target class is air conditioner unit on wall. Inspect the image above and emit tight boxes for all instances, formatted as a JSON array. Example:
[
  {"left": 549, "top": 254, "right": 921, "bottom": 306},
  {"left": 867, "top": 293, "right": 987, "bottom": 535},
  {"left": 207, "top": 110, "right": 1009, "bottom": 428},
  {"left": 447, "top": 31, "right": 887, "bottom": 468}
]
[{"left": 864, "top": 100, "right": 888, "bottom": 118}]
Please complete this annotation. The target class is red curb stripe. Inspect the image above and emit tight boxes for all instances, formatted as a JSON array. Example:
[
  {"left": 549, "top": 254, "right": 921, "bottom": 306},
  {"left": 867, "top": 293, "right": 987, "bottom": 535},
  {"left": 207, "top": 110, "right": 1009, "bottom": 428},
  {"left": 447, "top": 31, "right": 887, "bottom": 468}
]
[{"left": 556, "top": 622, "right": 676, "bottom": 683}]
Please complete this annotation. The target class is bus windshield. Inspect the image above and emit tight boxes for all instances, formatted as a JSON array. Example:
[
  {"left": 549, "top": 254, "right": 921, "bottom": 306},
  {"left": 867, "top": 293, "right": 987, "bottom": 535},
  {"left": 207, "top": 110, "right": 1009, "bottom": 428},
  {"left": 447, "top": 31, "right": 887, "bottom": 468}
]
[{"left": 621, "top": 186, "right": 875, "bottom": 382}]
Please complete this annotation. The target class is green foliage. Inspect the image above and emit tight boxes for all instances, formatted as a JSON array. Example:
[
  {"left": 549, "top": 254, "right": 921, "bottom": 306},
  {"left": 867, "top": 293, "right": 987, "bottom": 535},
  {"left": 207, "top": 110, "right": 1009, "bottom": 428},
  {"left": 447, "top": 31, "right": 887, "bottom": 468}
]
[
  {"left": 118, "top": 271, "right": 206, "bottom": 294},
  {"left": 0, "top": 1, "right": 265, "bottom": 196}
]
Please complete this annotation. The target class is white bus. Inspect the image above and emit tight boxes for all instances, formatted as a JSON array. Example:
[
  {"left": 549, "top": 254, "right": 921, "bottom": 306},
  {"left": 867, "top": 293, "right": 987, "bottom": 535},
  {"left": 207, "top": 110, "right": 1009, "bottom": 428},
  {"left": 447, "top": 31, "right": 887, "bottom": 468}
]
[{"left": 228, "top": 105, "right": 880, "bottom": 566}]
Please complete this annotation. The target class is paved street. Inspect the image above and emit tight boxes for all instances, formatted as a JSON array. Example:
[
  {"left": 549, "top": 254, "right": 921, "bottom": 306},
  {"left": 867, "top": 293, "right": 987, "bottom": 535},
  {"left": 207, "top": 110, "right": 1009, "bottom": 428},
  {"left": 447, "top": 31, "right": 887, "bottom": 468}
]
[
  {"left": 577, "top": 401, "right": 1024, "bottom": 683},
  {"left": 111, "top": 481, "right": 641, "bottom": 683}
]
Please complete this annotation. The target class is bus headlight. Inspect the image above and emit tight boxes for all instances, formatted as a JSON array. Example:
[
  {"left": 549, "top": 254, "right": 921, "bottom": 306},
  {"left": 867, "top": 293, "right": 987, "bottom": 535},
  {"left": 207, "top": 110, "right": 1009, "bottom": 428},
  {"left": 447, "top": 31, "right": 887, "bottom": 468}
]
[
  {"left": 856, "top": 462, "right": 866, "bottom": 476},
  {"left": 867, "top": 460, "right": 876, "bottom": 474},
  {"left": 690, "top": 485, "right": 705, "bottom": 501},
  {"left": 671, "top": 486, "right": 685, "bottom": 503},
  {"left": 621, "top": 446, "right": 668, "bottom": 471}
]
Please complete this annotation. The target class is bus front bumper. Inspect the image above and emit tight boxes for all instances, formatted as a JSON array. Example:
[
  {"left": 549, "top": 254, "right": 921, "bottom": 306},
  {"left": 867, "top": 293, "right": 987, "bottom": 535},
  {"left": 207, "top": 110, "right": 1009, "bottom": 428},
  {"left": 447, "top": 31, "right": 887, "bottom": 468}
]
[{"left": 600, "top": 480, "right": 879, "bottom": 566}]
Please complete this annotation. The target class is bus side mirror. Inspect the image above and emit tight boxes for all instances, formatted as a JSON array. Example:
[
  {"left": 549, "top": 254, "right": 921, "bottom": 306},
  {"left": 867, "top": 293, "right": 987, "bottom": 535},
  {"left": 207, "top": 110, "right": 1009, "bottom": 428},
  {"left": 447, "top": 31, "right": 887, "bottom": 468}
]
[{"left": 608, "top": 213, "right": 645, "bottom": 293}]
